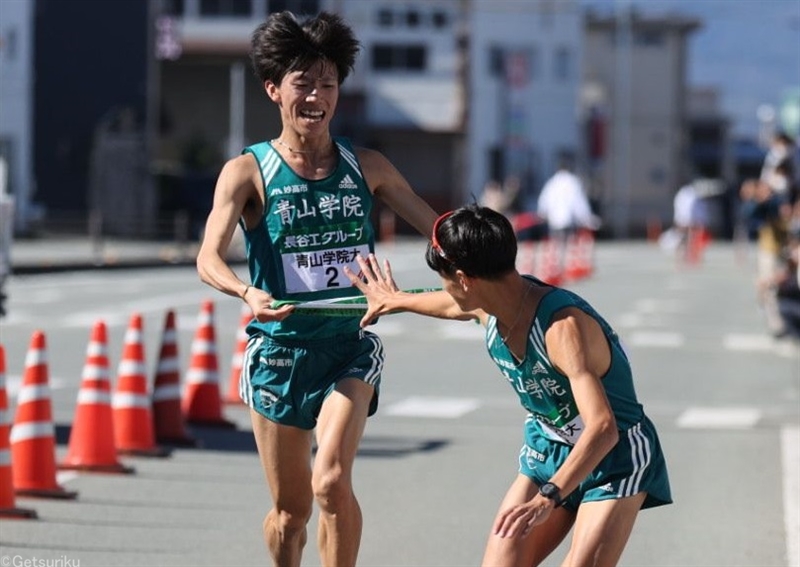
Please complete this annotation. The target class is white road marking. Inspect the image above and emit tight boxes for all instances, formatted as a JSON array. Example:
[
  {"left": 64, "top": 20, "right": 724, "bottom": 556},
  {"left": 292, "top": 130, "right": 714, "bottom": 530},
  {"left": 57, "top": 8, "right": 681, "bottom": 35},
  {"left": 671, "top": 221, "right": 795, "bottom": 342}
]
[
  {"left": 626, "top": 331, "right": 684, "bottom": 348},
  {"left": 782, "top": 426, "right": 800, "bottom": 567},
  {"left": 676, "top": 406, "right": 761, "bottom": 429},
  {"left": 723, "top": 333, "right": 775, "bottom": 351},
  {"left": 384, "top": 396, "right": 480, "bottom": 418}
]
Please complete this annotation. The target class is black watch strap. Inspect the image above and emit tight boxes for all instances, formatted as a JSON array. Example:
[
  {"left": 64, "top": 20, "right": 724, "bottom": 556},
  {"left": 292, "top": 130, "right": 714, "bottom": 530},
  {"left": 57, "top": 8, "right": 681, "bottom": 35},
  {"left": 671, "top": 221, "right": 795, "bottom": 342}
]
[{"left": 538, "top": 482, "right": 563, "bottom": 507}]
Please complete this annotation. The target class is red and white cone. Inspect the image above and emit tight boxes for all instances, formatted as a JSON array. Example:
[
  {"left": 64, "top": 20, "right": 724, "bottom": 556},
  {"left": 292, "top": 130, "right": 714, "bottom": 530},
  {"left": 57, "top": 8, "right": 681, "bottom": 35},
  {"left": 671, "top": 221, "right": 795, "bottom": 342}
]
[
  {"left": 112, "top": 314, "right": 171, "bottom": 457},
  {"left": 182, "top": 300, "right": 235, "bottom": 428},
  {"left": 152, "top": 310, "right": 197, "bottom": 446},
  {"left": 61, "top": 321, "right": 135, "bottom": 474},
  {"left": 10, "top": 331, "right": 78, "bottom": 499},
  {"left": 0, "top": 345, "right": 38, "bottom": 518},
  {"left": 224, "top": 304, "right": 251, "bottom": 405}
]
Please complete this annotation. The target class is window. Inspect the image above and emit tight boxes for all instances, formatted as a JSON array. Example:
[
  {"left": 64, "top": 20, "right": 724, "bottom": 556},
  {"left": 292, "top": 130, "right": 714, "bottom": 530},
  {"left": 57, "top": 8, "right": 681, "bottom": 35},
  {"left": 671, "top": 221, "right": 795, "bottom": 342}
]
[
  {"left": 635, "top": 30, "right": 664, "bottom": 47},
  {"left": 377, "top": 8, "right": 394, "bottom": 27},
  {"left": 200, "top": 0, "right": 251, "bottom": 16},
  {"left": 162, "top": 0, "right": 185, "bottom": 16},
  {"left": 269, "top": 0, "right": 319, "bottom": 15},
  {"left": 489, "top": 46, "right": 504, "bottom": 78},
  {"left": 432, "top": 10, "right": 448, "bottom": 28},
  {"left": 371, "top": 44, "right": 427, "bottom": 72},
  {"left": 553, "top": 47, "right": 571, "bottom": 81},
  {"left": 405, "top": 9, "right": 420, "bottom": 27}
]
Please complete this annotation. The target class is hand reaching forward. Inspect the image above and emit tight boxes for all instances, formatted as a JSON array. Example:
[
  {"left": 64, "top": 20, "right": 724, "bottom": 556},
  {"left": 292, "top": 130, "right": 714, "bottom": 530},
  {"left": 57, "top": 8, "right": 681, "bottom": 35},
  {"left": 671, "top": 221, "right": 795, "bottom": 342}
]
[{"left": 344, "top": 254, "right": 400, "bottom": 328}]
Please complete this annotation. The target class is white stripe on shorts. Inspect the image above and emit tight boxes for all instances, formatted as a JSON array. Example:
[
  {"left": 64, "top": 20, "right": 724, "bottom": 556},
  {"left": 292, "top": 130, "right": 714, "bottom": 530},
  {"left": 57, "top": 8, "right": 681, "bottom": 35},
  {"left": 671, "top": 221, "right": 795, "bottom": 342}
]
[
  {"left": 363, "top": 332, "right": 384, "bottom": 386},
  {"left": 239, "top": 335, "right": 263, "bottom": 409},
  {"left": 618, "top": 422, "right": 652, "bottom": 498}
]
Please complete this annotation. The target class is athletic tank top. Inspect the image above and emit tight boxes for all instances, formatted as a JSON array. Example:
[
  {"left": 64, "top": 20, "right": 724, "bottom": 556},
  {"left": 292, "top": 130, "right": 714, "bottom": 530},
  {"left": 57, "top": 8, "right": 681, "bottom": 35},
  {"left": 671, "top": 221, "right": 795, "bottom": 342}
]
[
  {"left": 240, "top": 137, "right": 375, "bottom": 340},
  {"left": 485, "top": 277, "right": 644, "bottom": 445}
]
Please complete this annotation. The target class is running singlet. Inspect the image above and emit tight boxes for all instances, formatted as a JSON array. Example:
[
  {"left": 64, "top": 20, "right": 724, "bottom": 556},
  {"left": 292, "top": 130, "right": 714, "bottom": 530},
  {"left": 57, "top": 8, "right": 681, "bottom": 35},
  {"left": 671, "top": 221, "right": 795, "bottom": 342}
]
[
  {"left": 485, "top": 277, "right": 644, "bottom": 445},
  {"left": 240, "top": 137, "right": 375, "bottom": 340}
]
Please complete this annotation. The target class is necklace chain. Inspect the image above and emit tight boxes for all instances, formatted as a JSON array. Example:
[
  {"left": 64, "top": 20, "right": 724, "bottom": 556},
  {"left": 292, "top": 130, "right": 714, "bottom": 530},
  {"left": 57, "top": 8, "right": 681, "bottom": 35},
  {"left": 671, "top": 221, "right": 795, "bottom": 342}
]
[
  {"left": 272, "top": 137, "right": 328, "bottom": 155},
  {"left": 500, "top": 281, "right": 533, "bottom": 345}
]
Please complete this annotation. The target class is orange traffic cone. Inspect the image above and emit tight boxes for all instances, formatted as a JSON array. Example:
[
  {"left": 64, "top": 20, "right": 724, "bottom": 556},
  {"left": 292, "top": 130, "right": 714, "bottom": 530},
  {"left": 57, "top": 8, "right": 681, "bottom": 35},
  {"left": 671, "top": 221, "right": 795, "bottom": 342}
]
[
  {"left": 10, "top": 331, "right": 78, "bottom": 499},
  {"left": 563, "top": 233, "right": 582, "bottom": 282},
  {"left": 536, "top": 238, "right": 563, "bottom": 286},
  {"left": 182, "top": 300, "right": 235, "bottom": 428},
  {"left": 112, "top": 314, "right": 171, "bottom": 457},
  {"left": 152, "top": 310, "right": 197, "bottom": 446},
  {"left": 0, "top": 345, "right": 37, "bottom": 518},
  {"left": 61, "top": 322, "right": 135, "bottom": 474},
  {"left": 225, "top": 304, "right": 252, "bottom": 405}
]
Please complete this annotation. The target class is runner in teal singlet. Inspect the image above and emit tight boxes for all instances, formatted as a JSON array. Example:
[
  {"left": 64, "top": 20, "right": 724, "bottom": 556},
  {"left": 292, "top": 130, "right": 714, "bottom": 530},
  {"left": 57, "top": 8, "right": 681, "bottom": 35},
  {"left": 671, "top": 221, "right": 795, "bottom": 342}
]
[
  {"left": 346, "top": 205, "right": 672, "bottom": 567},
  {"left": 196, "top": 11, "right": 438, "bottom": 567}
]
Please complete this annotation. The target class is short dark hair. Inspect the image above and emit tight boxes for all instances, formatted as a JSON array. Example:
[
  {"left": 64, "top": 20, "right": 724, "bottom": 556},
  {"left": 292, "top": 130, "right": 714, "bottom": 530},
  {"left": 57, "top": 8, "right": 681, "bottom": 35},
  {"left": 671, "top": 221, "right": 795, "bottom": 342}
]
[
  {"left": 250, "top": 11, "right": 360, "bottom": 86},
  {"left": 425, "top": 205, "right": 517, "bottom": 279}
]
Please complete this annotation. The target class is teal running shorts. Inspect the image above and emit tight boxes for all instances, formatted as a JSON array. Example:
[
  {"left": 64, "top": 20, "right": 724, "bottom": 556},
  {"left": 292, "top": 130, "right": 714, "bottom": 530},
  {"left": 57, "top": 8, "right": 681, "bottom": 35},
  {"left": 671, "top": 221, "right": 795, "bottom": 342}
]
[
  {"left": 239, "top": 330, "right": 384, "bottom": 430},
  {"left": 518, "top": 414, "right": 672, "bottom": 510}
]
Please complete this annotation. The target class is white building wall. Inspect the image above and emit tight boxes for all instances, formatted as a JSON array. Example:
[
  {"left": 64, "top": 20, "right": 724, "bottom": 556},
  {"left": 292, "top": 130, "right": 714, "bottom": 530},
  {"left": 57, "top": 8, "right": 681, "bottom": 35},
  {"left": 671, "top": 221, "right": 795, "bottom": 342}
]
[
  {"left": 467, "top": 0, "right": 583, "bottom": 205},
  {"left": 341, "top": 1, "right": 462, "bottom": 132},
  {"left": 0, "top": 0, "right": 35, "bottom": 231}
]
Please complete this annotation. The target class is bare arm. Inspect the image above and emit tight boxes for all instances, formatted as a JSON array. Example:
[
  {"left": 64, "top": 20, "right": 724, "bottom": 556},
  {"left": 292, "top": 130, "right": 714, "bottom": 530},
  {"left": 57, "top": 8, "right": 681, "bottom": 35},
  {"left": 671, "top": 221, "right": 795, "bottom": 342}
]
[
  {"left": 544, "top": 308, "right": 619, "bottom": 498},
  {"left": 357, "top": 147, "right": 439, "bottom": 237},
  {"left": 492, "top": 308, "right": 619, "bottom": 538},
  {"left": 344, "top": 253, "right": 482, "bottom": 327},
  {"left": 196, "top": 155, "right": 293, "bottom": 322}
]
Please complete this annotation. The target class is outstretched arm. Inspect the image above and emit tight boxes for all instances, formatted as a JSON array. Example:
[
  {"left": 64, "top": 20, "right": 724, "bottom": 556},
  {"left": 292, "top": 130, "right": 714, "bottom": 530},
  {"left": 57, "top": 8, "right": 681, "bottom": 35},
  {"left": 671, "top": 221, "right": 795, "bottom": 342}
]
[{"left": 344, "top": 254, "right": 481, "bottom": 327}]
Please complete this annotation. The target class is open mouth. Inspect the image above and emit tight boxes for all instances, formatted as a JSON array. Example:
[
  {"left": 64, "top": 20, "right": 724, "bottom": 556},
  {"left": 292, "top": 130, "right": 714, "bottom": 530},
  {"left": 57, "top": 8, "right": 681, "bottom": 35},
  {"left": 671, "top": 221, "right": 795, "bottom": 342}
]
[{"left": 299, "top": 109, "right": 324, "bottom": 122}]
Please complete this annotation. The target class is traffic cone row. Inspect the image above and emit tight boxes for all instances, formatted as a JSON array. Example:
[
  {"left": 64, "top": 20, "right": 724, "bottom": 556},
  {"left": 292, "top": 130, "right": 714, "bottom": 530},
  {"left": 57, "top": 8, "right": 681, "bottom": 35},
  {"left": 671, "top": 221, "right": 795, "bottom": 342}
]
[
  {"left": 516, "top": 231, "right": 596, "bottom": 286},
  {"left": 1, "top": 299, "right": 246, "bottom": 518}
]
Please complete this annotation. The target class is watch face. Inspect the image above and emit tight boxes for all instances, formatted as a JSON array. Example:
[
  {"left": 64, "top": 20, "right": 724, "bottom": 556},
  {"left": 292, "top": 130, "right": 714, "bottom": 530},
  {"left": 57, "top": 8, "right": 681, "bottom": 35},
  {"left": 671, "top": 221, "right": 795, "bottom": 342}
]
[{"left": 540, "top": 483, "right": 559, "bottom": 499}]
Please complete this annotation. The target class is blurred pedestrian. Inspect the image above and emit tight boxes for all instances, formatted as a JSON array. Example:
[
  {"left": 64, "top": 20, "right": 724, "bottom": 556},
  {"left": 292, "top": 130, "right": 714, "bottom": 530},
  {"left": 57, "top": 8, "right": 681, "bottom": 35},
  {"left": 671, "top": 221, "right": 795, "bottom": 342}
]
[
  {"left": 346, "top": 205, "right": 672, "bottom": 567},
  {"left": 195, "top": 11, "right": 438, "bottom": 566},
  {"left": 536, "top": 155, "right": 600, "bottom": 272},
  {"left": 761, "top": 132, "right": 797, "bottom": 197},
  {"left": 670, "top": 178, "right": 710, "bottom": 264},
  {"left": 740, "top": 178, "right": 791, "bottom": 337}
]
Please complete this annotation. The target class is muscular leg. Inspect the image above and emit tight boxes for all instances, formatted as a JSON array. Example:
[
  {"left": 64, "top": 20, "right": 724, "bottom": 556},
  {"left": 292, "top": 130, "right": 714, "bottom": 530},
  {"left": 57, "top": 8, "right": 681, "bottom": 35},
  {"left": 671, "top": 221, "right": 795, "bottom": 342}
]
[
  {"left": 482, "top": 474, "right": 576, "bottom": 567},
  {"left": 312, "top": 378, "right": 374, "bottom": 567},
  {"left": 561, "top": 493, "right": 646, "bottom": 567},
  {"left": 250, "top": 409, "right": 314, "bottom": 567}
]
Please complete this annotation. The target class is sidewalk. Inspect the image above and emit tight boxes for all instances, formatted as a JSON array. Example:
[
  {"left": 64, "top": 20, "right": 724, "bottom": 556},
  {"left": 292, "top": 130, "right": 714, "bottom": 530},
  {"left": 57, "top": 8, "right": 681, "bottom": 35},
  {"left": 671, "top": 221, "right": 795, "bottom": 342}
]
[{"left": 8, "top": 236, "right": 246, "bottom": 275}]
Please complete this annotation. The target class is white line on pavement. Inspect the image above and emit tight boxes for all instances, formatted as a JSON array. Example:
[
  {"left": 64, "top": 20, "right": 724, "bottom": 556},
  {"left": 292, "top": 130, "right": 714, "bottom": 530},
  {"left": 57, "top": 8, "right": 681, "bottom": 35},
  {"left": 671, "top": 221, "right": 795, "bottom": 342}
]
[
  {"left": 676, "top": 406, "right": 761, "bottom": 429},
  {"left": 384, "top": 396, "right": 480, "bottom": 418},
  {"left": 626, "top": 331, "right": 684, "bottom": 348},
  {"left": 782, "top": 425, "right": 800, "bottom": 567}
]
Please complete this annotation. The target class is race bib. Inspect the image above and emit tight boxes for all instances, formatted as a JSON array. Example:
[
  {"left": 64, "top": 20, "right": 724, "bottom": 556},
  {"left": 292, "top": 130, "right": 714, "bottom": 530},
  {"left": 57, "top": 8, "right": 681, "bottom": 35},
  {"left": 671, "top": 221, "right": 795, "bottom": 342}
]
[
  {"left": 281, "top": 244, "right": 370, "bottom": 294},
  {"left": 538, "top": 415, "right": 585, "bottom": 446}
]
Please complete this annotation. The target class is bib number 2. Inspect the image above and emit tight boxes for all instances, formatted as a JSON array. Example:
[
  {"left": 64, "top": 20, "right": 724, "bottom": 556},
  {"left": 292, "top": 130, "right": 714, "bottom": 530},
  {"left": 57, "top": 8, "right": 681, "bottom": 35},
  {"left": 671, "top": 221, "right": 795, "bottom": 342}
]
[{"left": 280, "top": 244, "right": 370, "bottom": 294}]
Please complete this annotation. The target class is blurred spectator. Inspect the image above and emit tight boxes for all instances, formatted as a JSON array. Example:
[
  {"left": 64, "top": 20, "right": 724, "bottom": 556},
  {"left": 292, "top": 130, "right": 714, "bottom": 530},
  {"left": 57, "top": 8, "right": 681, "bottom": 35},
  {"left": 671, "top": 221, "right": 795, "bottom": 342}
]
[
  {"left": 479, "top": 176, "right": 519, "bottom": 218},
  {"left": 740, "top": 178, "right": 792, "bottom": 337},
  {"left": 536, "top": 154, "right": 601, "bottom": 242},
  {"left": 761, "top": 132, "right": 797, "bottom": 197},
  {"left": 776, "top": 194, "right": 800, "bottom": 340},
  {"left": 674, "top": 179, "right": 710, "bottom": 262}
]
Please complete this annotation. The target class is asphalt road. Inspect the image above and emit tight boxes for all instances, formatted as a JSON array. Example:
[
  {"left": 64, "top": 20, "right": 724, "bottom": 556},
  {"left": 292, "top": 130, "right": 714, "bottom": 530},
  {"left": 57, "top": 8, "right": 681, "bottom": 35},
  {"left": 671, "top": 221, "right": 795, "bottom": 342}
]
[{"left": 1, "top": 239, "right": 798, "bottom": 567}]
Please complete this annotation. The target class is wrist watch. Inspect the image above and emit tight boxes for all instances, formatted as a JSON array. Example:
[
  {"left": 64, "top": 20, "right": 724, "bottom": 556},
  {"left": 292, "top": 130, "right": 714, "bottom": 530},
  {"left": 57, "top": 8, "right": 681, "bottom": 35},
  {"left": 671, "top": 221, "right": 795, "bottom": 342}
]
[{"left": 538, "top": 482, "right": 563, "bottom": 507}]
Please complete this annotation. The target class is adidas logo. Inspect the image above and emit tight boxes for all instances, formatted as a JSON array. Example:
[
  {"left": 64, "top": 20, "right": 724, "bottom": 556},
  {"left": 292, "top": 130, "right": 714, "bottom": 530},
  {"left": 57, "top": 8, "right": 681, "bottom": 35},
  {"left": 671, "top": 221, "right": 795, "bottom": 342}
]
[
  {"left": 532, "top": 361, "right": 547, "bottom": 375},
  {"left": 339, "top": 174, "right": 358, "bottom": 189}
]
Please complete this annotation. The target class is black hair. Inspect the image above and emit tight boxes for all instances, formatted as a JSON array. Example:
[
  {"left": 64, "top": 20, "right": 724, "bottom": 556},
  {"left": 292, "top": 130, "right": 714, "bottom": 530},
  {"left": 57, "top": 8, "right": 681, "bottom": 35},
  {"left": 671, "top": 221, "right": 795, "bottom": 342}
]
[
  {"left": 425, "top": 205, "right": 517, "bottom": 279},
  {"left": 250, "top": 11, "right": 360, "bottom": 86}
]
